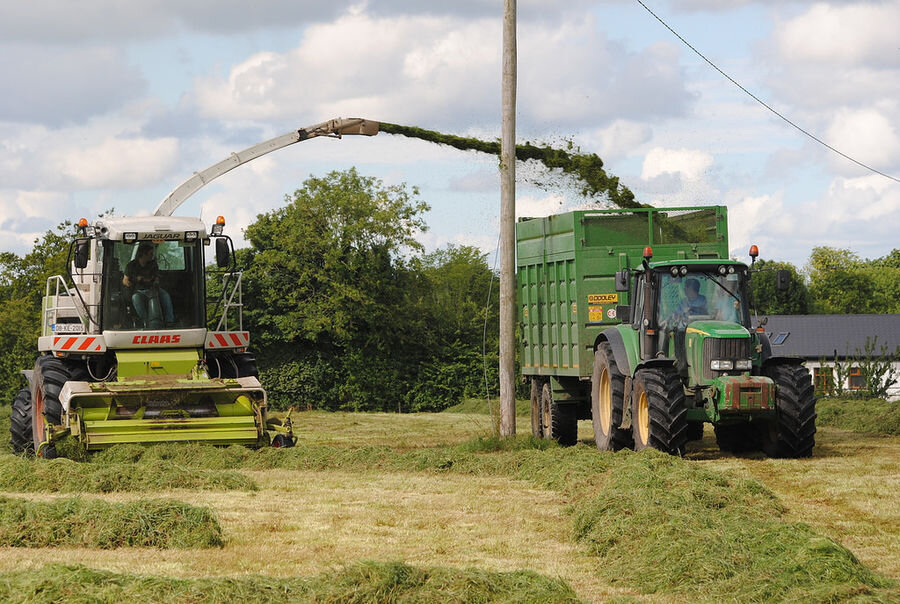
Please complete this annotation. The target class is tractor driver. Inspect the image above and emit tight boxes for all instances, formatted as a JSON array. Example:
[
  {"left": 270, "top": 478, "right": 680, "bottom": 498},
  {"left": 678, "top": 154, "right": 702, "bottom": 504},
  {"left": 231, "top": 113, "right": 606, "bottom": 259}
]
[
  {"left": 678, "top": 277, "right": 708, "bottom": 316},
  {"left": 123, "top": 242, "right": 175, "bottom": 327}
]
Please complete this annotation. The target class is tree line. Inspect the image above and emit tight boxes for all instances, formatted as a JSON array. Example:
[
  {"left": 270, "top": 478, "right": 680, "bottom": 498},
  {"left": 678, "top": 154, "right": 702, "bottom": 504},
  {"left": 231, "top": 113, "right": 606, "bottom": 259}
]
[{"left": 0, "top": 168, "right": 896, "bottom": 410}]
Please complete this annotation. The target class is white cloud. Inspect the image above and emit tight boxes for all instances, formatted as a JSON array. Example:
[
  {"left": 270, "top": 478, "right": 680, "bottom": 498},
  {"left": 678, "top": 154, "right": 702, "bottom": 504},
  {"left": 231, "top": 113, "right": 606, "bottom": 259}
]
[
  {"left": 641, "top": 147, "right": 714, "bottom": 181},
  {"left": 51, "top": 137, "right": 180, "bottom": 190},
  {"left": 825, "top": 108, "right": 900, "bottom": 173}
]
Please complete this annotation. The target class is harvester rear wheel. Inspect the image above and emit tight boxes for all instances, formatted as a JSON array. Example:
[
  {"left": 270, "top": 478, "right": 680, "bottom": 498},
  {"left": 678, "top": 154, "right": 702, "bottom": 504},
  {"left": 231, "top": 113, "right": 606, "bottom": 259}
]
[
  {"left": 591, "top": 342, "right": 632, "bottom": 451},
  {"left": 207, "top": 352, "right": 259, "bottom": 379},
  {"left": 10, "top": 388, "right": 33, "bottom": 454},
  {"left": 760, "top": 364, "right": 816, "bottom": 458},
  {"left": 31, "top": 356, "right": 73, "bottom": 457},
  {"left": 530, "top": 379, "right": 542, "bottom": 438},
  {"left": 631, "top": 367, "right": 688, "bottom": 456},
  {"left": 540, "top": 382, "right": 577, "bottom": 447}
]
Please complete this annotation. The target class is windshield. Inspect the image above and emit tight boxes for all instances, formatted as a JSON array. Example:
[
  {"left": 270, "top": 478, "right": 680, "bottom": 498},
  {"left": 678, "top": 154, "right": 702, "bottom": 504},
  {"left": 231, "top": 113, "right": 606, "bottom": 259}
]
[
  {"left": 101, "top": 239, "right": 205, "bottom": 331},
  {"left": 657, "top": 269, "right": 747, "bottom": 327}
]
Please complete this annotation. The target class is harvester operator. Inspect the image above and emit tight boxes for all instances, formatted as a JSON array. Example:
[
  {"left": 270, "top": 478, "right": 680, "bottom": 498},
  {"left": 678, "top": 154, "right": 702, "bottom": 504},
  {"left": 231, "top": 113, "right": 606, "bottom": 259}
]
[{"left": 123, "top": 242, "right": 175, "bottom": 327}]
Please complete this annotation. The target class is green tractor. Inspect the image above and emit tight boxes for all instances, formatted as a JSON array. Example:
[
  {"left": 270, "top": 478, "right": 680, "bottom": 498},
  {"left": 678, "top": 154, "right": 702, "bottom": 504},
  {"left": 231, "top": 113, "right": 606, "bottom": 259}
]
[{"left": 596, "top": 249, "right": 816, "bottom": 457}]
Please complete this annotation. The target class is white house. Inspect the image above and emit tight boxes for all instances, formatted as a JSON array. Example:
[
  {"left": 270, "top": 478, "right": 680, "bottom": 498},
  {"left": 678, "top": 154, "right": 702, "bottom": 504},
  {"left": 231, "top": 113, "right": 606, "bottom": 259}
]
[{"left": 761, "top": 314, "right": 900, "bottom": 401}]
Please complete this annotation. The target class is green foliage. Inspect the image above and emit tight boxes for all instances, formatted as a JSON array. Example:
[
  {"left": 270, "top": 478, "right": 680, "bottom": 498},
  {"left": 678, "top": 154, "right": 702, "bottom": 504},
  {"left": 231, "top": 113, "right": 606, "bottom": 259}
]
[
  {"left": 748, "top": 259, "right": 810, "bottom": 314},
  {"left": 828, "top": 337, "right": 900, "bottom": 399},
  {"left": 0, "top": 497, "right": 223, "bottom": 548},
  {"left": 807, "top": 246, "right": 900, "bottom": 314},
  {"left": 816, "top": 397, "right": 900, "bottom": 436},
  {"left": 0, "top": 561, "right": 580, "bottom": 604}
]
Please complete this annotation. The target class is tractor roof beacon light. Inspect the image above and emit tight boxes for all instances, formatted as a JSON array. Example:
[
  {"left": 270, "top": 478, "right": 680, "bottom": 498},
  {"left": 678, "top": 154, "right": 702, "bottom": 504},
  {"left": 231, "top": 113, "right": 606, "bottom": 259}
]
[
  {"left": 212, "top": 216, "right": 225, "bottom": 236},
  {"left": 749, "top": 244, "right": 759, "bottom": 267},
  {"left": 643, "top": 246, "right": 653, "bottom": 261}
]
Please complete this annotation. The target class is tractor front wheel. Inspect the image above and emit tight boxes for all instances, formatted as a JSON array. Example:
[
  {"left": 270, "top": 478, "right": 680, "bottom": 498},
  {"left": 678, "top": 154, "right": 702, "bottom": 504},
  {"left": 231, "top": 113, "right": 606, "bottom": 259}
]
[
  {"left": 632, "top": 367, "right": 688, "bottom": 456},
  {"left": 10, "top": 388, "right": 33, "bottom": 454},
  {"left": 591, "top": 342, "right": 631, "bottom": 451},
  {"left": 760, "top": 364, "right": 816, "bottom": 458}
]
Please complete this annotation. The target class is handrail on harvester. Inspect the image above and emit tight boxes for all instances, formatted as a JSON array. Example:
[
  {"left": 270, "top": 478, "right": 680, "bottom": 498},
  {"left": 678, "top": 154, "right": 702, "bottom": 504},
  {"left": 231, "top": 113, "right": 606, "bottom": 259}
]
[{"left": 153, "top": 118, "right": 380, "bottom": 217}]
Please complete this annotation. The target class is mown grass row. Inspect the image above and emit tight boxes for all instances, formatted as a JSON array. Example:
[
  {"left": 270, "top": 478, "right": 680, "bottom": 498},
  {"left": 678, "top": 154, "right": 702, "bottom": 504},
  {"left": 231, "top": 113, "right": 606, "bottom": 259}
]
[
  {"left": 0, "top": 560, "right": 580, "bottom": 604},
  {"left": 0, "top": 496, "right": 223, "bottom": 548},
  {"left": 0, "top": 453, "right": 256, "bottom": 493},
  {"left": 816, "top": 397, "right": 900, "bottom": 436},
  {"left": 93, "top": 439, "right": 894, "bottom": 602}
]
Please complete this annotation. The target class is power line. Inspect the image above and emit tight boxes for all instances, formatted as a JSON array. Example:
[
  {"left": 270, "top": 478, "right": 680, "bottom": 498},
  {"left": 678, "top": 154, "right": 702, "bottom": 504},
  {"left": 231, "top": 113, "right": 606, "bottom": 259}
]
[{"left": 634, "top": 0, "right": 900, "bottom": 185}]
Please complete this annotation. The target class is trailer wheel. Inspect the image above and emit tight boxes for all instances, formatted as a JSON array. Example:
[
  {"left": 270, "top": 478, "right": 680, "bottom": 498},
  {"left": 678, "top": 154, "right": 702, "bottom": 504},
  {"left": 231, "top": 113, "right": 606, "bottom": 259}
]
[
  {"left": 31, "top": 356, "right": 71, "bottom": 457},
  {"left": 591, "top": 342, "right": 632, "bottom": 451},
  {"left": 632, "top": 367, "right": 688, "bottom": 456},
  {"left": 9, "top": 388, "right": 34, "bottom": 454},
  {"left": 540, "top": 382, "right": 577, "bottom": 446},
  {"left": 760, "top": 364, "right": 816, "bottom": 458},
  {"left": 530, "top": 379, "right": 542, "bottom": 438},
  {"left": 713, "top": 422, "right": 759, "bottom": 453}
]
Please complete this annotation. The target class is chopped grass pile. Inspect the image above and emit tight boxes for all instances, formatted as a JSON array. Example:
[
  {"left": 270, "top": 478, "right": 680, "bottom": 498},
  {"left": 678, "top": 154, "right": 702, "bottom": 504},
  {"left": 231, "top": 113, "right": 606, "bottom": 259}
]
[
  {"left": 0, "top": 453, "right": 256, "bottom": 493},
  {"left": 0, "top": 496, "right": 223, "bottom": 548},
  {"left": 0, "top": 560, "right": 580, "bottom": 604},
  {"left": 816, "top": 397, "right": 900, "bottom": 436},
  {"left": 570, "top": 450, "right": 891, "bottom": 602}
]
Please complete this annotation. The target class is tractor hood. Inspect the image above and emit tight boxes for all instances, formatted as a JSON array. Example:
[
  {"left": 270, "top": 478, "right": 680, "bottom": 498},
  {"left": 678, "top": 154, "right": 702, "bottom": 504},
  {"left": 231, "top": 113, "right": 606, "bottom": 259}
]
[{"left": 685, "top": 320, "right": 750, "bottom": 339}]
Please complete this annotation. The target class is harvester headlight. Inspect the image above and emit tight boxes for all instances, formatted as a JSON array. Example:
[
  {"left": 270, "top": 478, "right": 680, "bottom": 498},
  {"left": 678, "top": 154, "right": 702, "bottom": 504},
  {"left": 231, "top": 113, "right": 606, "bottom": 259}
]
[
  {"left": 735, "top": 359, "right": 752, "bottom": 370},
  {"left": 710, "top": 360, "right": 733, "bottom": 371},
  {"left": 185, "top": 231, "right": 199, "bottom": 241},
  {"left": 123, "top": 232, "right": 138, "bottom": 244}
]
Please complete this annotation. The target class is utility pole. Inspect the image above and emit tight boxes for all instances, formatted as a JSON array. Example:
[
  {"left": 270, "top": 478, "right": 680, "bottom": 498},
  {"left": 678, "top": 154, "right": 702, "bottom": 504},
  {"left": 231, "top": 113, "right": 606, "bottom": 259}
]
[{"left": 499, "top": 0, "right": 517, "bottom": 437}]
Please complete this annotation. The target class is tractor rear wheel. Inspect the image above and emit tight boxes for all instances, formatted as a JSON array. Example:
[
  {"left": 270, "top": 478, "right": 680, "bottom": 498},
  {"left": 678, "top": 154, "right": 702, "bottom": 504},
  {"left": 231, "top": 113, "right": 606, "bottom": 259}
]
[
  {"left": 540, "top": 382, "right": 577, "bottom": 446},
  {"left": 632, "top": 367, "right": 688, "bottom": 456},
  {"left": 591, "top": 342, "right": 631, "bottom": 451},
  {"left": 10, "top": 388, "right": 33, "bottom": 454},
  {"left": 530, "top": 379, "right": 542, "bottom": 438},
  {"left": 760, "top": 364, "right": 816, "bottom": 458}
]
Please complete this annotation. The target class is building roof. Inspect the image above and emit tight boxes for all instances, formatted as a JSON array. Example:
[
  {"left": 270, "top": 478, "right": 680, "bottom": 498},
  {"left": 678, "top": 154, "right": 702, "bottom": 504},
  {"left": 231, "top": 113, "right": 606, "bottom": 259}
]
[{"left": 761, "top": 314, "right": 900, "bottom": 359}]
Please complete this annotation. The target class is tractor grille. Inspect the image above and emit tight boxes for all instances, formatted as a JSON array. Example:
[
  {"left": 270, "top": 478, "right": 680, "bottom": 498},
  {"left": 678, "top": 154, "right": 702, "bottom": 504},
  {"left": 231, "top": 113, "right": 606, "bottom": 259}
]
[{"left": 702, "top": 337, "right": 751, "bottom": 380}]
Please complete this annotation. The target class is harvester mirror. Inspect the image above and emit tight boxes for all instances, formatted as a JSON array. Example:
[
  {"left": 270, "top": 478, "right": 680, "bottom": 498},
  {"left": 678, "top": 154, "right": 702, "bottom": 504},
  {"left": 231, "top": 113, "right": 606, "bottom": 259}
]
[
  {"left": 74, "top": 239, "right": 90, "bottom": 269},
  {"left": 776, "top": 269, "right": 791, "bottom": 291},
  {"left": 615, "top": 270, "right": 630, "bottom": 292},
  {"left": 215, "top": 238, "right": 231, "bottom": 268}
]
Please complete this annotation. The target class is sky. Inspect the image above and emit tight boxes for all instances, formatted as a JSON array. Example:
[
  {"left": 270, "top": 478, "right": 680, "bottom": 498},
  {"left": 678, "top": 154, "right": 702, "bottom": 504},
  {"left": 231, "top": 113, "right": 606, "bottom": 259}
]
[{"left": 1, "top": 0, "right": 898, "bottom": 269}]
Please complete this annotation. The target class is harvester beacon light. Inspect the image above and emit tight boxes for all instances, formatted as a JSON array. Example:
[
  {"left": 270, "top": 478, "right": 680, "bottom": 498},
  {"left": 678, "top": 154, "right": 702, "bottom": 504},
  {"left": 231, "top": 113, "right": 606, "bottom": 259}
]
[
  {"left": 749, "top": 244, "right": 759, "bottom": 267},
  {"left": 78, "top": 218, "right": 89, "bottom": 236},
  {"left": 212, "top": 216, "right": 225, "bottom": 236},
  {"left": 643, "top": 246, "right": 653, "bottom": 260}
]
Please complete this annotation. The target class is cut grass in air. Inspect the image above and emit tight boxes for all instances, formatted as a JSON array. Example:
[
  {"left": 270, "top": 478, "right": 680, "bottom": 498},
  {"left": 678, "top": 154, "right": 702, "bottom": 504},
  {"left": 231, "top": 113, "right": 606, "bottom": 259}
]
[
  {"left": 816, "top": 397, "right": 900, "bottom": 436},
  {"left": 0, "top": 560, "right": 581, "bottom": 604},
  {"left": 0, "top": 453, "right": 256, "bottom": 493},
  {"left": 0, "top": 496, "right": 223, "bottom": 548}
]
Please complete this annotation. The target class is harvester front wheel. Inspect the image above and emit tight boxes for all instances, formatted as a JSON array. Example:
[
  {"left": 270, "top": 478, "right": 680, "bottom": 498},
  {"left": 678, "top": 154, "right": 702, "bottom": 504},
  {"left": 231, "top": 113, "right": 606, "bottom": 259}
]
[
  {"left": 540, "top": 382, "right": 577, "bottom": 447},
  {"left": 31, "top": 356, "right": 75, "bottom": 457},
  {"left": 632, "top": 367, "right": 688, "bottom": 456},
  {"left": 10, "top": 388, "right": 33, "bottom": 454},
  {"left": 591, "top": 342, "right": 632, "bottom": 451},
  {"left": 760, "top": 364, "right": 816, "bottom": 458},
  {"left": 530, "top": 379, "right": 542, "bottom": 438}
]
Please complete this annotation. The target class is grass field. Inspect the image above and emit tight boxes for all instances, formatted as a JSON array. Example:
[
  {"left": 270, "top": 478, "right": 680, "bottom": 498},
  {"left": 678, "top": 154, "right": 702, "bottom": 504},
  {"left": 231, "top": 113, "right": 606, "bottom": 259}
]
[{"left": 0, "top": 401, "right": 898, "bottom": 603}]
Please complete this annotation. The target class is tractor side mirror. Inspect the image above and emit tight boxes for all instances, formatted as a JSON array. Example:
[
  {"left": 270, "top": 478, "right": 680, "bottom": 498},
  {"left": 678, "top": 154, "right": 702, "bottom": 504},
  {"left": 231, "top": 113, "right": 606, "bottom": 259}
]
[
  {"left": 74, "top": 239, "right": 90, "bottom": 269},
  {"left": 776, "top": 269, "right": 791, "bottom": 291},
  {"left": 615, "top": 270, "right": 630, "bottom": 292},
  {"left": 215, "top": 238, "right": 231, "bottom": 268}
]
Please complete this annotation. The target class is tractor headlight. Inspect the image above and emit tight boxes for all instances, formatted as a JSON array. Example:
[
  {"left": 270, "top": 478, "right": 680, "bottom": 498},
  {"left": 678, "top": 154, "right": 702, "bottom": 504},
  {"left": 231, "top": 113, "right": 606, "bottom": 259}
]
[
  {"left": 710, "top": 359, "right": 733, "bottom": 371},
  {"left": 735, "top": 359, "right": 752, "bottom": 370}
]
